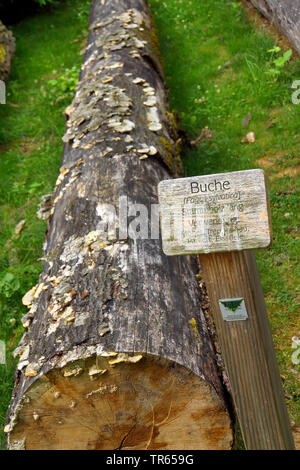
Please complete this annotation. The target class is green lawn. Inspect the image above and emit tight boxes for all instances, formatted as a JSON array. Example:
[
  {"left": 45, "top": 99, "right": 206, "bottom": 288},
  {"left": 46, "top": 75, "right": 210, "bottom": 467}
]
[
  {"left": 150, "top": 0, "right": 299, "bottom": 430},
  {"left": 0, "top": 0, "right": 299, "bottom": 449},
  {"left": 0, "top": 0, "right": 90, "bottom": 448}
]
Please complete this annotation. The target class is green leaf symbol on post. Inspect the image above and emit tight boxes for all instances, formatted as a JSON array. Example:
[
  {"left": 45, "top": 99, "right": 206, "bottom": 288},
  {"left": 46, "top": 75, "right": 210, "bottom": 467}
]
[{"left": 220, "top": 299, "right": 243, "bottom": 312}]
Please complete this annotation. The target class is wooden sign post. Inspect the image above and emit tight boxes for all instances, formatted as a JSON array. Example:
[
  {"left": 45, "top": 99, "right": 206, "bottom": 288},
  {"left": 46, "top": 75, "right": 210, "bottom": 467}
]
[{"left": 158, "top": 169, "right": 295, "bottom": 450}]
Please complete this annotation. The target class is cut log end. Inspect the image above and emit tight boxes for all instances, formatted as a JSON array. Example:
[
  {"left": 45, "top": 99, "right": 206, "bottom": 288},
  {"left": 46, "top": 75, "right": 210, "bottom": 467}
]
[{"left": 7, "top": 354, "right": 232, "bottom": 450}]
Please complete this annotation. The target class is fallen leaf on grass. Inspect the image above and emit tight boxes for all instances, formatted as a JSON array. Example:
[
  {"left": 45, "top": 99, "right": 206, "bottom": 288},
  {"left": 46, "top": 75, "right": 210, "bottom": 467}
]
[
  {"left": 14, "top": 219, "right": 26, "bottom": 234},
  {"left": 6, "top": 102, "right": 21, "bottom": 108},
  {"left": 190, "top": 126, "right": 216, "bottom": 146}
]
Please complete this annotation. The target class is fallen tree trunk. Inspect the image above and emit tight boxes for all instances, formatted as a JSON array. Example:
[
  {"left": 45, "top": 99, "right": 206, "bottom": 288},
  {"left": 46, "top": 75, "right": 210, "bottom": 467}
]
[
  {"left": 249, "top": 1, "right": 300, "bottom": 55},
  {"left": 5, "top": 0, "right": 233, "bottom": 450}
]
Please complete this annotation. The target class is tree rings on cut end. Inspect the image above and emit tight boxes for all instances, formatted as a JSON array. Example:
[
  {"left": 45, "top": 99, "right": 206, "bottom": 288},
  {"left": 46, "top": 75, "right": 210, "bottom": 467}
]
[{"left": 8, "top": 354, "right": 232, "bottom": 450}]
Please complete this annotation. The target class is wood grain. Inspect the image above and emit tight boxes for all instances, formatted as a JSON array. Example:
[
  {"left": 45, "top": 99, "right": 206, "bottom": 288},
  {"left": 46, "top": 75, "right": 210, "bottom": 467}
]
[
  {"left": 200, "top": 250, "right": 295, "bottom": 450},
  {"left": 7, "top": 356, "right": 232, "bottom": 450}
]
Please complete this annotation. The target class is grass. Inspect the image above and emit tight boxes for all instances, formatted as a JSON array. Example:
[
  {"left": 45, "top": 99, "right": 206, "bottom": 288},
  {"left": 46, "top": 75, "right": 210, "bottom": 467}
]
[
  {"left": 150, "top": 0, "right": 300, "bottom": 439},
  {"left": 0, "top": 0, "right": 299, "bottom": 450},
  {"left": 0, "top": 0, "right": 91, "bottom": 448}
]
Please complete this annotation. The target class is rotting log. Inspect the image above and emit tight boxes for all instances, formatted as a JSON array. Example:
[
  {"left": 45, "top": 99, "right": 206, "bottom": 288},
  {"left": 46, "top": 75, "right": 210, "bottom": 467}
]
[
  {"left": 249, "top": 1, "right": 300, "bottom": 55},
  {"left": 5, "top": 0, "right": 233, "bottom": 450}
]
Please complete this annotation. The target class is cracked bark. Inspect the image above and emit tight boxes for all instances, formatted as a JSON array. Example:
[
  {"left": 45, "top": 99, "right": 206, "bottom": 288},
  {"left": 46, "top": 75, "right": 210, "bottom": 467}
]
[{"left": 6, "top": 0, "right": 233, "bottom": 450}]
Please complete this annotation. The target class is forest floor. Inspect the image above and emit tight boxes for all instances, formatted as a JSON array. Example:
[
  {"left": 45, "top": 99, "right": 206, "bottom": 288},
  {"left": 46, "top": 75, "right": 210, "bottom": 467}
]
[{"left": 0, "top": 0, "right": 299, "bottom": 449}]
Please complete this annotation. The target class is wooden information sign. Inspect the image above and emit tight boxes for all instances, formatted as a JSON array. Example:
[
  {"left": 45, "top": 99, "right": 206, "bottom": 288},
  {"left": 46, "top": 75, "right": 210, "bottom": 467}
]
[
  {"left": 158, "top": 169, "right": 271, "bottom": 255},
  {"left": 158, "top": 169, "right": 295, "bottom": 450}
]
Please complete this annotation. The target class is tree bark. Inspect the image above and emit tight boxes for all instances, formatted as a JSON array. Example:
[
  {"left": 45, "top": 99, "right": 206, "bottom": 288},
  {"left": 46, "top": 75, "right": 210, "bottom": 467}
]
[
  {"left": 5, "top": 0, "right": 233, "bottom": 450},
  {"left": 0, "top": 19, "right": 15, "bottom": 82},
  {"left": 249, "top": 1, "right": 300, "bottom": 55}
]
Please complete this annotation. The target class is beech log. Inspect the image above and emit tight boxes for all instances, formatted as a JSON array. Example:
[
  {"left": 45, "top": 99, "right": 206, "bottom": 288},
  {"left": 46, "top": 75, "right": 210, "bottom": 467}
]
[{"left": 5, "top": 0, "right": 233, "bottom": 450}]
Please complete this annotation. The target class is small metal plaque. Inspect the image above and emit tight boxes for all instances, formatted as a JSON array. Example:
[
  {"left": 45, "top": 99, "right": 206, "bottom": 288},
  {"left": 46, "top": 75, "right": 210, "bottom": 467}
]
[
  {"left": 158, "top": 169, "right": 272, "bottom": 255},
  {"left": 219, "top": 298, "right": 248, "bottom": 322}
]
